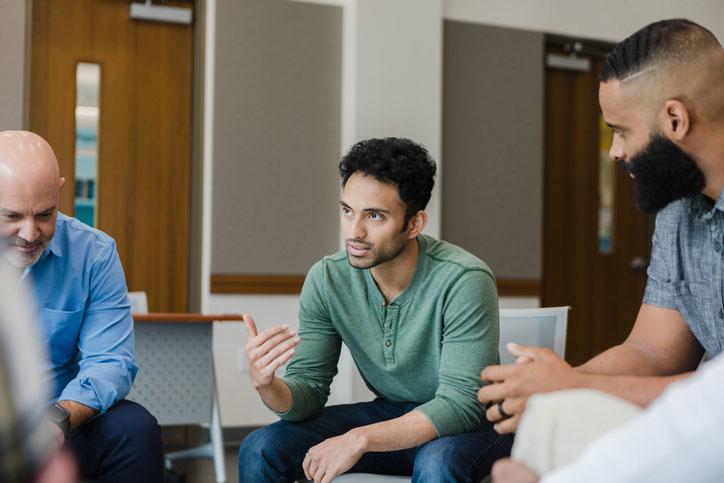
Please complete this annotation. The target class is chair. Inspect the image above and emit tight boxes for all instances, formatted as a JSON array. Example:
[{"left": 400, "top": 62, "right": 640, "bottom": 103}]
[
  {"left": 331, "top": 306, "right": 570, "bottom": 482},
  {"left": 126, "top": 291, "right": 241, "bottom": 483},
  {"left": 498, "top": 306, "right": 568, "bottom": 363}
]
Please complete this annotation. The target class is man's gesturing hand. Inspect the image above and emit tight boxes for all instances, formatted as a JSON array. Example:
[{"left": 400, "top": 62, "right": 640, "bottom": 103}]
[
  {"left": 478, "top": 343, "right": 578, "bottom": 433},
  {"left": 243, "top": 313, "right": 300, "bottom": 389}
]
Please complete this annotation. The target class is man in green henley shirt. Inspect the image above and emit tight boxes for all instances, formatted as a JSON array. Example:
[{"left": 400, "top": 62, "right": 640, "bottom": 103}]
[{"left": 238, "top": 137, "right": 511, "bottom": 482}]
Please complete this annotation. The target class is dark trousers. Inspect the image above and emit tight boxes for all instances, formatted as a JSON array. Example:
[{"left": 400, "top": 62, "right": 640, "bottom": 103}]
[
  {"left": 238, "top": 398, "right": 513, "bottom": 483},
  {"left": 66, "top": 400, "right": 163, "bottom": 482}
]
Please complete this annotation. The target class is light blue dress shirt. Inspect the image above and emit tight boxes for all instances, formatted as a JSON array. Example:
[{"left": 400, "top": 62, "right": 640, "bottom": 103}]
[{"left": 20, "top": 213, "right": 137, "bottom": 413}]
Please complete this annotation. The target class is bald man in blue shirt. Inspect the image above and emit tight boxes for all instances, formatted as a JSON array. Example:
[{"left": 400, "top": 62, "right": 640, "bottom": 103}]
[{"left": 0, "top": 130, "right": 163, "bottom": 482}]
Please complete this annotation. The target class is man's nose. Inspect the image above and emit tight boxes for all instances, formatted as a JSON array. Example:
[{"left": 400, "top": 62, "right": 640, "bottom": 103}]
[
  {"left": 609, "top": 138, "right": 626, "bottom": 162},
  {"left": 17, "top": 219, "right": 40, "bottom": 243},
  {"left": 348, "top": 216, "right": 366, "bottom": 240}
]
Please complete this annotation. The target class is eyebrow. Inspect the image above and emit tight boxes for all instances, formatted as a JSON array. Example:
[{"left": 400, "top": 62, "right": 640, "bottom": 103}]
[{"left": 339, "top": 201, "right": 392, "bottom": 215}]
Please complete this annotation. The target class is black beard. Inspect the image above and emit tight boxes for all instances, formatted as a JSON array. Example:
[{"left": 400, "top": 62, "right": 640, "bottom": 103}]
[{"left": 620, "top": 133, "right": 706, "bottom": 215}]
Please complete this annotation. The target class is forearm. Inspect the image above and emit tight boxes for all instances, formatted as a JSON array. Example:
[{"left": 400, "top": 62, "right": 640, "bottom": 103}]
[
  {"left": 257, "top": 377, "right": 293, "bottom": 413},
  {"left": 58, "top": 400, "right": 99, "bottom": 431},
  {"left": 571, "top": 370, "right": 693, "bottom": 407},
  {"left": 352, "top": 409, "right": 438, "bottom": 453},
  {"left": 576, "top": 343, "right": 668, "bottom": 377},
  {"left": 575, "top": 343, "right": 694, "bottom": 406}
]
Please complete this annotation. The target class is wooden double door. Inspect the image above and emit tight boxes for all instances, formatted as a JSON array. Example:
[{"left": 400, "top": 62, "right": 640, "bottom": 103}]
[{"left": 30, "top": 0, "right": 193, "bottom": 312}]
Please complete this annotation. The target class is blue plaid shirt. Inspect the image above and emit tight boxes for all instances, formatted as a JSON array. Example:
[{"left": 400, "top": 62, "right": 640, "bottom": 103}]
[
  {"left": 644, "top": 189, "right": 724, "bottom": 356},
  {"left": 20, "top": 213, "right": 137, "bottom": 413}
]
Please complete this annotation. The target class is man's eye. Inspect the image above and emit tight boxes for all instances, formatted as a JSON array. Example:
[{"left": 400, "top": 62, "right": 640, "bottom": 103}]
[
  {"left": 342, "top": 207, "right": 351, "bottom": 215},
  {"left": 370, "top": 213, "right": 382, "bottom": 221}
]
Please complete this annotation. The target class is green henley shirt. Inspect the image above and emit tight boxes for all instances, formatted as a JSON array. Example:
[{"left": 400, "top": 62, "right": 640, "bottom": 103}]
[{"left": 276, "top": 234, "right": 499, "bottom": 437}]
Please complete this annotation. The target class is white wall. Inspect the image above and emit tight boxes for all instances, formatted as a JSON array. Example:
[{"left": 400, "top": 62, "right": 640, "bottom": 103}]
[
  {"left": 211, "top": 294, "right": 301, "bottom": 427},
  {"left": 353, "top": 0, "right": 443, "bottom": 238},
  {"left": 444, "top": 0, "right": 724, "bottom": 43}
]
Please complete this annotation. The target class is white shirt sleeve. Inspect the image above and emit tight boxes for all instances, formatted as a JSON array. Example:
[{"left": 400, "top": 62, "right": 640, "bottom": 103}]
[{"left": 543, "top": 354, "right": 724, "bottom": 483}]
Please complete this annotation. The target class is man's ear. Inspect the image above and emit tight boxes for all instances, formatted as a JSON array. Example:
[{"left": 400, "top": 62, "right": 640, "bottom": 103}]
[
  {"left": 658, "top": 100, "right": 690, "bottom": 142},
  {"left": 406, "top": 210, "right": 427, "bottom": 239},
  {"left": 58, "top": 177, "right": 66, "bottom": 191}
]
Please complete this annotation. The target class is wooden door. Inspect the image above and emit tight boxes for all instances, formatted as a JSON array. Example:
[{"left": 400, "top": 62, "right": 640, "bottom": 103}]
[
  {"left": 30, "top": 0, "right": 192, "bottom": 312},
  {"left": 542, "top": 50, "right": 651, "bottom": 366}
]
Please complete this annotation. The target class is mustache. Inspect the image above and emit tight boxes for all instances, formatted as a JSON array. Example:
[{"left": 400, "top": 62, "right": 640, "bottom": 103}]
[
  {"left": 345, "top": 239, "right": 373, "bottom": 248},
  {"left": 10, "top": 237, "right": 48, "bottom": 248},
  {"left": 617, "top": 160, "right": 635, "bottom": 175}
]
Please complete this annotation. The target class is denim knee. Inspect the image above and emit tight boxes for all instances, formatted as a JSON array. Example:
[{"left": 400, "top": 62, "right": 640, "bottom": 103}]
[
  {"left": 238, "top": 425, "right": 291, "bottom": 480},
  {"left": 412, "top": 439, "right": 466, "bottom": 483}
]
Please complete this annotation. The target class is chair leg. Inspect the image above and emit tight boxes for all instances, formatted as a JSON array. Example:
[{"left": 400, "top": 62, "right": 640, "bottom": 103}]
[
  {"left": 210, "top": 389, "right": 227, "bottom": 483},
  {"left": 162, "top": 395, "right": 226, "bottom": 482}
]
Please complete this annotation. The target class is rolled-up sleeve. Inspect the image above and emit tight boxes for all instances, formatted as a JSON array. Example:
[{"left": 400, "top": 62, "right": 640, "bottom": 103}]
[
  {"left": 59, "top": 242, "right": 137, "bottom": 413},
  {"left": 416, "top": 269, "right": 499, "bottom": 437}
]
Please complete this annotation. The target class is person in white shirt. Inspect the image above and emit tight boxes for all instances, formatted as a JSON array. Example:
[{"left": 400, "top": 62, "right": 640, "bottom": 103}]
[{"left": 492, "top": 352, "right": 724, "bottom": 483}]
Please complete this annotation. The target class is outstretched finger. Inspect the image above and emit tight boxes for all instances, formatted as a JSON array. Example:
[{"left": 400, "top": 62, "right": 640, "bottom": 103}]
[
  {"left": 261, "top": 346, "right": 297, "bottom": 375},
  {"left": 259, "top": 336, "right": 300, "bottom": 366},
  {"left": 243, "top": 313, "right": 258, "bottom": 339},
  {"left": 251, "top": 324, "right": 291, "bottom": 348}
]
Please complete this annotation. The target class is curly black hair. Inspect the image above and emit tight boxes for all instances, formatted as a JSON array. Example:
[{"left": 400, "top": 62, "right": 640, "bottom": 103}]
[
  {"left": 600, "top": 19, "right": 719, "bottom": 82},
  {"left": 339, "top": 137, "right": 437, "bottom": 228}
]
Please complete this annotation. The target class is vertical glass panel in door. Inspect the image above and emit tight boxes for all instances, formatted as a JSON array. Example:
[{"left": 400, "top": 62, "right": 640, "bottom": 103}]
[
  {"left": 75, "top": 62, "right": 100, "bottom": 227},
  {"left": 598, "top": 115, "right": 615, "bottom": 253}
]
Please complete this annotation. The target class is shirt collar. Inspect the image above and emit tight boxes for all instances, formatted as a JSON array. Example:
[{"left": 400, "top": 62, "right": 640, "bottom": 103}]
[
  {"left": 696, "top": 186, "right": 724, "bottom": 221},
  {"left": 46, "top": 230, "right": 63, "bottom": 258},
  {"left": 19, "top": 217, "right": 63, "bottom": 282}
]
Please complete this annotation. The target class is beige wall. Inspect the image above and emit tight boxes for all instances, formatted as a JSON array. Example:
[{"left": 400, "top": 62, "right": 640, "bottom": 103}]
[
  {"left": 442, "top": 21, "right": 544, "bottom": 280},
  {"left": 211, "top": 0, "right": 343, "bottom": 275},
  {"left": 0, "top": 0, "right": 28, "bottom": 130}
]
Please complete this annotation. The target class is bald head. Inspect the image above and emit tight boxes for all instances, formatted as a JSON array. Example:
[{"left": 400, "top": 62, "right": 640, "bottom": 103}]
[
  {"left": 0, "top": 131, "right": 61, "bottom": 186},
  {"left": 0, "top": 131, "right": 65, "bottom": 268}
]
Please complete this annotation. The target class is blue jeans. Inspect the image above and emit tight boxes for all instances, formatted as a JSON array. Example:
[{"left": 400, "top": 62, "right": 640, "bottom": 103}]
[
  {"left": 66, "top": 400, "right": 164, "bottom": 482},
  {"left": 238, "top": 399, "right": 512, "bottom": 482}
]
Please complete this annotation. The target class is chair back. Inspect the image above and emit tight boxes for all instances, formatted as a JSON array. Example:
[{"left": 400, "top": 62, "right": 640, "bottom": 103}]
[
  {"left": 498, "top": 306, "right": 569, "bottom": 365},
  {"left": 128, "top": 291, "right": 149, "bottom": 314}
]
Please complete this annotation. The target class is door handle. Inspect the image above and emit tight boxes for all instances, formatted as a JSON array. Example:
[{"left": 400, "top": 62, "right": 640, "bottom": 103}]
[{"left": 630, "top": 256, "right": 648, "bottom": 273}]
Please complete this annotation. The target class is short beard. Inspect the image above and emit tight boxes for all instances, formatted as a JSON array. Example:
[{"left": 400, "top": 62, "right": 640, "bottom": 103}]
[
  {"left": 621, "top": 133, "right": 706, "bottom": 215},
  {"left": 346, "top": 233, "right": 408, "bottom": 270},
  {"left": 3, "top": 237, "right": 50, "bottom": 268}
]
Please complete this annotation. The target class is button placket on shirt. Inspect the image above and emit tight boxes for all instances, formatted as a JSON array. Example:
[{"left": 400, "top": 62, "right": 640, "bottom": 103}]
[
  {"left": 716, "top": 214, "right": 724, "bottom": 350},
  {"left": 382, "top": 303, "right": 397, "bottom": 364}
]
